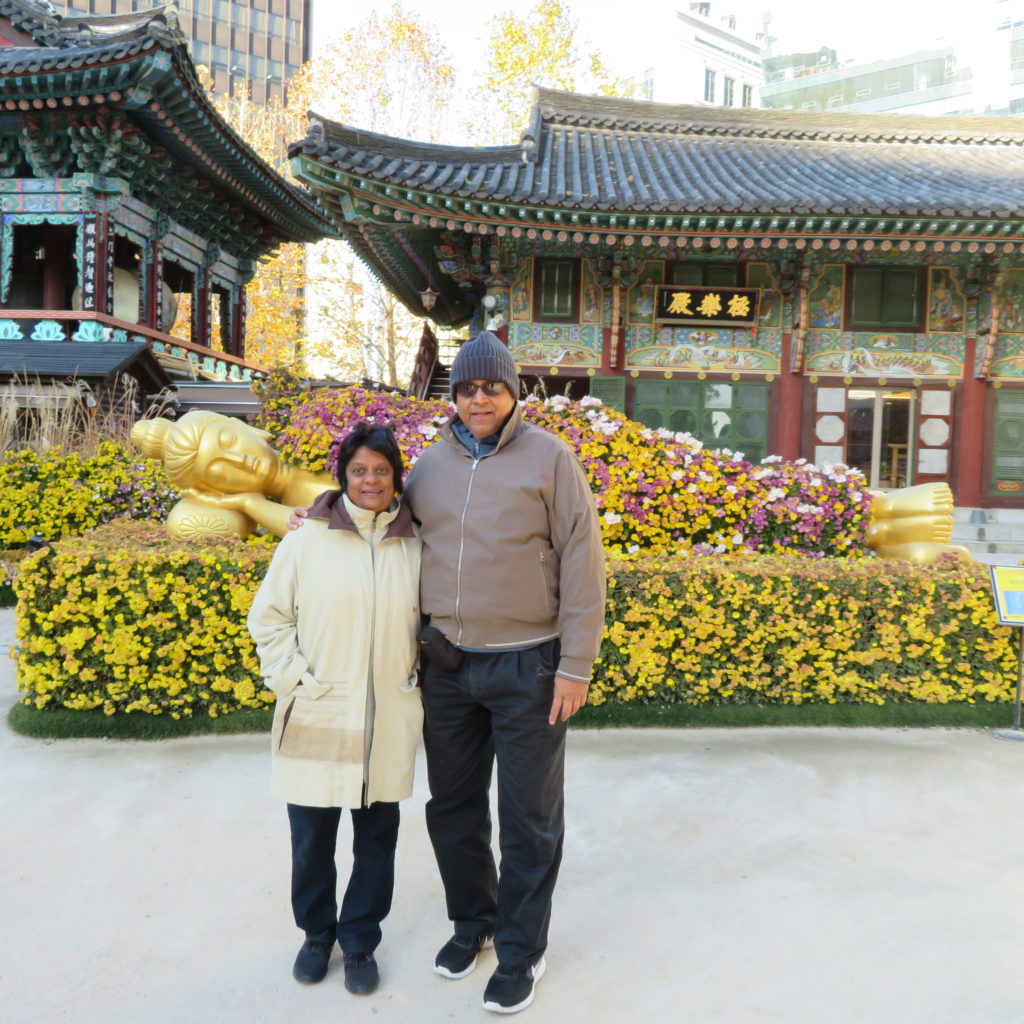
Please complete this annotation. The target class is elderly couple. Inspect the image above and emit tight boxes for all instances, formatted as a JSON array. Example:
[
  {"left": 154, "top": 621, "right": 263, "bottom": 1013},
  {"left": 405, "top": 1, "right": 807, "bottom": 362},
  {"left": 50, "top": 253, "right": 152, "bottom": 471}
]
[{"left": 246, "top": 332, "right": 606, "bottom": 1015}]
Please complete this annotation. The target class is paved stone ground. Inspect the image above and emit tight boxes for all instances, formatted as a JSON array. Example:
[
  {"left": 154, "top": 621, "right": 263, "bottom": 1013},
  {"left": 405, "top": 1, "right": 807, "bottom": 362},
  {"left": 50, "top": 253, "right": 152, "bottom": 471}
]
[{"left": 4, "top": 607, "right": 1024, "bottom": 1023}]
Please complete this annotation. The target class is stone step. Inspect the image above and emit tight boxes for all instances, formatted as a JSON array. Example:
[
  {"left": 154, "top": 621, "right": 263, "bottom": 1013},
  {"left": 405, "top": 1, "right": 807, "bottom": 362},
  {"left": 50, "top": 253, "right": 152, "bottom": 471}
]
[
  {"left": 953, "top": 507, "right": 1024, "bottom": 526},
  {"left": 950, "top": 538, "right": 1024, "bottom": 564},
  {"left": 958, "top": 547, "right": 1024, "bottom": 566},
  {"left": 951, "top": 525, "right": 1024, "bottom": 543}
]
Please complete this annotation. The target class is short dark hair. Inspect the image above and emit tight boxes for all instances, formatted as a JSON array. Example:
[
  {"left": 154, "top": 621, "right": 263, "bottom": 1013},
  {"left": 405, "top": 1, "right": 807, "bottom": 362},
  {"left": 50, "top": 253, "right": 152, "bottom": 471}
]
[{"left": 334, "top": 421, "right": 405, "bottom": 493}]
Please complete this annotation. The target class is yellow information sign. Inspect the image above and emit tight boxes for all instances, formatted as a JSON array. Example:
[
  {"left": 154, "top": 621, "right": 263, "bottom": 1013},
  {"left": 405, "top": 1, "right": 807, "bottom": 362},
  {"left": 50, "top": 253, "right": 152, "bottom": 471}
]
[{"left": 989, "top": 566, "right": 1024, "bottom": 626}]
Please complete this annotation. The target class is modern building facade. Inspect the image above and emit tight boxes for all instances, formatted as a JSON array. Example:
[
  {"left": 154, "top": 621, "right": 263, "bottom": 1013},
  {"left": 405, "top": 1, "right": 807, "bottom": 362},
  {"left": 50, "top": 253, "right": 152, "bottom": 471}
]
[
  {"left": 52, "top": 0, "right": 309, "bottom": 102},
  {"left": 762, "top": 0, "right": 1024, "bottom": 115},
  {"left": 290, "top": 87, "right": 1024, "bottom": 510},
  {"left": 618, "top": 2, "right": 764, "bottom": 108},
  {"left": 762, "top": 47, "right": 975, "bottom": 115}
]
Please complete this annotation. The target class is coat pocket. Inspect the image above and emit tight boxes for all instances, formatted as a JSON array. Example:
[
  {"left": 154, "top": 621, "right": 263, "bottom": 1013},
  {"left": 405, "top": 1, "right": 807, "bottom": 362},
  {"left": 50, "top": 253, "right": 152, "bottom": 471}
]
[
  {"left": 275, "top": 691, "right": 362, "bottom": 764},
  {"left": 537, "top": 547, "right": 560, "bottom": 617}
]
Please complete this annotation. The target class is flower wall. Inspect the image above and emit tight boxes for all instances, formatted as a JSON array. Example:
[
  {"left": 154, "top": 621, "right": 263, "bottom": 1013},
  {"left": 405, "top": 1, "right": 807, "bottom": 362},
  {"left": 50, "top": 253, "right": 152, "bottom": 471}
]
[
  {"left": 253, "top": 377, "right": 872, "bottom": 557},
  {"left": 0, "top": 441, "right": 176, "bottom": 548},
  {"left": 14, "top": 523, "right": 1015, "bottom": 717},
  {"left": 598, "top": 554, "right": 1016, "bottom": 706},
  {"left": 15, "top": 521, "right": 273, "bottom": 717}
]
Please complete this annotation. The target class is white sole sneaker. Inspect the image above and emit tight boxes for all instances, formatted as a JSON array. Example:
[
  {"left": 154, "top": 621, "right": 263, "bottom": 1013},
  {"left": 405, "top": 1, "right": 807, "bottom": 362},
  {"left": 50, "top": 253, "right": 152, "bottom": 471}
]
[
  {"left": 483, "top": 956, "right": 546, "bottom": 1014},
  {"left": 434, "top": 936, "right": 494, "bottom": 979}
]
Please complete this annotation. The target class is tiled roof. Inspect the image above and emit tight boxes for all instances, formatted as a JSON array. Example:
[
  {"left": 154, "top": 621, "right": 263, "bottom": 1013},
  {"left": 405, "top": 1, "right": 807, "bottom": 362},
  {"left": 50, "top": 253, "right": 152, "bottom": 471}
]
[
  {"left": 290, "top": 86, "right": 1024, "bottom": 219},
  {"left": 0, "top": 341, "right": 168, "bottom": 389},
  {"left": 0, "top": 1, "right": 336, "bottom": 252},
  {"left": 0, "top": 0, "right": 183, "bottom": 52}
]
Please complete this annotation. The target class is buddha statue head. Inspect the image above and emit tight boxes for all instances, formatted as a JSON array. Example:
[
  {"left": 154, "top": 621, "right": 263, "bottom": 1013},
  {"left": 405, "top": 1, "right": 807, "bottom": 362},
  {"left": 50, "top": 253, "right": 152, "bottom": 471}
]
[{"left": 131, "top": 411, "right": 279, "bottom": 496}]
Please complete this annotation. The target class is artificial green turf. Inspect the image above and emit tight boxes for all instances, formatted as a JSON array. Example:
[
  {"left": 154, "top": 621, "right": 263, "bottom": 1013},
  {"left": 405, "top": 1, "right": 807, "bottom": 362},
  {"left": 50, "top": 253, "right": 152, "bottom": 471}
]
[
  {"left": 570, "top": 701, "right": 1021, "bottom": 729},
  {"left": 6, "top": 703, "right": 274, "bottom": 740},
  {"left": 7, "top": 698, "right": 1020, "bottom": 740}
]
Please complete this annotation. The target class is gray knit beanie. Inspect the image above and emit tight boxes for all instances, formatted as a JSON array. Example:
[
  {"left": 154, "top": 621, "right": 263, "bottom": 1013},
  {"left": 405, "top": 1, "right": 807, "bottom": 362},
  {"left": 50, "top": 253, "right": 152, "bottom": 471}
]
[{"left": 450, "top": 331, "right": 519, "bottom": 400}]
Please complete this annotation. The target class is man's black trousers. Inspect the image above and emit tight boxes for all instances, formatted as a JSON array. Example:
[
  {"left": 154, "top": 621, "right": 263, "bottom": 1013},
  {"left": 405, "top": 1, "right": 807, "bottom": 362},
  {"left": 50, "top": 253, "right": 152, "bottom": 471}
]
[
  {"left": 287, "top": 800, "right": 400, "bottom": 954},
  {"left": 422, "top": 640, "right": 567, "bottom": 971}
]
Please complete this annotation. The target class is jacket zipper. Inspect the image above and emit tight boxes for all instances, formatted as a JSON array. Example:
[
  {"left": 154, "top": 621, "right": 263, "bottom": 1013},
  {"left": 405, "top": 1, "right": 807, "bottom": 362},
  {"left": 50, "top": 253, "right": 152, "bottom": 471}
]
[
  {"left": 454, "top": 455, "right": 481, "bottom": 646},
  {"left": 538, "top": 550, "right": 551, "bottom": 617},
  {"left": 363, "top": 518, "right": 382, "bottom": 800}
]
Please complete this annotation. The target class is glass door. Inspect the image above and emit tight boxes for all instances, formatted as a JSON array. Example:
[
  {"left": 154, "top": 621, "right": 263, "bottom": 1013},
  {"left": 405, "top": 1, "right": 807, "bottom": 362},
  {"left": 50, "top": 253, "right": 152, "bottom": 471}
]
[{"left": 845, "top": 388, "right": 916, "bottom": 489}]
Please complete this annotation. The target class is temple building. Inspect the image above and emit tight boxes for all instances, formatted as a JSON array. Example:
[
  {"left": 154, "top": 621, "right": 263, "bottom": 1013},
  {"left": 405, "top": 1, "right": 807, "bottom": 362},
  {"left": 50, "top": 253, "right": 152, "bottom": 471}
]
[
  {"left": 0, "top": 0, "right": 333, "bottom": 402},
  {"left": 289, "top": 87, "right": 1024, "bottom": 509}
]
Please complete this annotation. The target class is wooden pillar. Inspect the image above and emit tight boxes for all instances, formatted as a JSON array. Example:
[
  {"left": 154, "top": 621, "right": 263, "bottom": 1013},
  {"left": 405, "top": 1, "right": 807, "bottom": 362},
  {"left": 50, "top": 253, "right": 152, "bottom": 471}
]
[
  {"left": 93, "top": 214, "right": 114, "bottom": 316},
  {"left": 41, "top": 225, "right": 69, "bottom": 310},
  {"left": 192, "top": 265, "right": 211, "bottom": 348},
  {"left": 774, "top": 329, "right": 804, "bottom": 461},
  {"left": 228, "top": 284, "right": 245, "bottom": 357},
  {"left": 954, "top": 335, "right": 986, "bottom": 507},
  {"left": 139, "top": 239, "right": 164, "bottom": 330}
]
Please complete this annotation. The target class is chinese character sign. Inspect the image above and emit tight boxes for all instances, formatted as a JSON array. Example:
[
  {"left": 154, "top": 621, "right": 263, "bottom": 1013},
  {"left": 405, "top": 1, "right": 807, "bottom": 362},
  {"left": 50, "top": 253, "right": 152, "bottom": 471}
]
[{"left": 655, "top": 285, "right": 760, "bottom": 327}]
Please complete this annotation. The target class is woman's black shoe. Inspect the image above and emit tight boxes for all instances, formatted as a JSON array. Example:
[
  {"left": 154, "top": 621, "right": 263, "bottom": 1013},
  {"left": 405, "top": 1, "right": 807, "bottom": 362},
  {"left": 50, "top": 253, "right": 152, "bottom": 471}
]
[
  {"left": 343, "top": 952, "right": 379, "bottom": 995},
  {"left": 292, "top": 938, "right": 332, "bottom": 983}
]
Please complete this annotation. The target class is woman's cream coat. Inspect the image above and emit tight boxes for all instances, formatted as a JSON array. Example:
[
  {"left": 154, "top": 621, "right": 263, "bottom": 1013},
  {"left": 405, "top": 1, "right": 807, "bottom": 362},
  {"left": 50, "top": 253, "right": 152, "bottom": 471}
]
[{"left": 247, "top": 490, "right": 422, "bottom": 808}]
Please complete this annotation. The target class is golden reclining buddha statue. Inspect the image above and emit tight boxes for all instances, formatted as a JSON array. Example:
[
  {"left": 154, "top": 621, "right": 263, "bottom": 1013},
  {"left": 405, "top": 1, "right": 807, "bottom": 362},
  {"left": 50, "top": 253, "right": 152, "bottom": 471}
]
[
  {"left": 131, "top": 411, "right": 335, "bottom": 540},
  {"left": 130, "top": 411, "right": 973, "bottom": 563}
]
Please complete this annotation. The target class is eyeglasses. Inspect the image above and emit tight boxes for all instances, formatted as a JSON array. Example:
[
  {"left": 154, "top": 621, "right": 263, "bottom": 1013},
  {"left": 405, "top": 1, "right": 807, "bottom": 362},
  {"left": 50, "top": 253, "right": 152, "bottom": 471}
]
[{"left": 455, "top": 381, "right": 507, "bottom": 398}]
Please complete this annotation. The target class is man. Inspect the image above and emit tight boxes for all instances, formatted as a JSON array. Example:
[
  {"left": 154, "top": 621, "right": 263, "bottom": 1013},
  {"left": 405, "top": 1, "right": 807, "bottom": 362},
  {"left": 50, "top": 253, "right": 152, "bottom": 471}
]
[
  {"left": 407, "top": 331, "right": 605, "bottom": 1015},
  {"left": 292, "top": 331, "right": 605, "bottom": 1014}
]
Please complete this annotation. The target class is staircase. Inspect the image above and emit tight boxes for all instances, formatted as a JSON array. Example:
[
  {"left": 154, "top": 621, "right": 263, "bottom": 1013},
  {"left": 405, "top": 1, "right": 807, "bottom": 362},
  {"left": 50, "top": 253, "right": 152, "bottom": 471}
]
[
  {"left": 425, "top": 340, "right": 462, "bottom": 402},
  {"left": 950, "top": 508, "right": 1024, "bottom": 566}
]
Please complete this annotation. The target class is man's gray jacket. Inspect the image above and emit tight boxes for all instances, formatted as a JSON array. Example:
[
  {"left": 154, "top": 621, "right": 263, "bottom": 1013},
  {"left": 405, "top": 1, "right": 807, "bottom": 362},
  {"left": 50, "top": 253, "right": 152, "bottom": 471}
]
[{"left": 404, "top": 404, "right": 606, "bottom": 683}]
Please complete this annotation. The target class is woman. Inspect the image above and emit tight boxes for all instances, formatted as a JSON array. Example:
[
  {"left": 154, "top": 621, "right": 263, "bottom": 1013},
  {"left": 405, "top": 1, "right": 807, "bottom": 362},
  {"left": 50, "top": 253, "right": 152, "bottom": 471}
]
[
  {"left": 247, "top": 422, "right": 422, "bottom": 997},
  {"left": 131, "top": 411, "right": 336, "bottom": 538}
]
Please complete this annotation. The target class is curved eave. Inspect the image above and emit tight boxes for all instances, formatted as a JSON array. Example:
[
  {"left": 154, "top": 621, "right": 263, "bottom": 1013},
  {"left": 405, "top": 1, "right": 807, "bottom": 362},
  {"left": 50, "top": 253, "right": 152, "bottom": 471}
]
[
  {"left": 291, "top": 152, "right": 1024, "bottom": 246},
  {"left": 0, "top": 43, "right": 336, "bottom": 245},
  {"left": 289, "top": 91, "right": 1024, "bottom": 230}
]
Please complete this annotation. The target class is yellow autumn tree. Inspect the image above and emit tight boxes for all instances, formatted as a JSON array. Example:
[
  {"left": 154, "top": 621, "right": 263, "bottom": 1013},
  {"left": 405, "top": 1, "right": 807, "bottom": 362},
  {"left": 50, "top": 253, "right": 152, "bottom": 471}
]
[
  {"left": 211, "top": 83, "right": 311, "bottom": 370},
  {"left": 292, "top": 4, "right": 457, "bottom": 386},
  {"left": 467, "top": 0, "right": 635, "bottom": 144}
]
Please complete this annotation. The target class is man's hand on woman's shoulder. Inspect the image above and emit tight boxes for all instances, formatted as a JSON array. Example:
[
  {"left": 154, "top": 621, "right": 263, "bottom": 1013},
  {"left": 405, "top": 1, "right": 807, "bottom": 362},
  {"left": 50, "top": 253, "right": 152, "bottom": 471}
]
[{"left": 287, "top": 507, "right": 310, "bottom": 530}]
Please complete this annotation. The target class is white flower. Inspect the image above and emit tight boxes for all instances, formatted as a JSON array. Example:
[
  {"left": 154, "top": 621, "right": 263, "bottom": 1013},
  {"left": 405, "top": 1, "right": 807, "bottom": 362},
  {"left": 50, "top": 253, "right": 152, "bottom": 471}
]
[
  {"left": 603, "top": 512, "right": 622, "bottom": 525},
  {"left": 579, "top": 396, "right": 602, "bottom": 408},
  {"left": 732, "top": 533, "right": 744, "bottom": 545},
  {"left": 628, "top": 544, "right": 640, "bottom": 553},
  {"left": 670, "top": 470, "right": 684, "bottom": 482},
  {"left": 420, "top": 425, "right": 438, "bottom": 439}
]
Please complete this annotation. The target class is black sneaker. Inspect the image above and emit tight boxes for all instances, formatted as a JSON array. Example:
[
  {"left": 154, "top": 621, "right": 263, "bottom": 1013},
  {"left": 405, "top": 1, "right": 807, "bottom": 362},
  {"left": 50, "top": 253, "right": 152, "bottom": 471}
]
[
  {"left": 433, "top": 933, "right": 494, "bottom": 979},
  {"left": 482, "top": 957, "right": 546, "bottom": 1014},
  {"left": 292, "top": 938, "right": 332, "bottom": 984},
  {"left": 343, "top": 952, "right": 379, "bottom": 995}
]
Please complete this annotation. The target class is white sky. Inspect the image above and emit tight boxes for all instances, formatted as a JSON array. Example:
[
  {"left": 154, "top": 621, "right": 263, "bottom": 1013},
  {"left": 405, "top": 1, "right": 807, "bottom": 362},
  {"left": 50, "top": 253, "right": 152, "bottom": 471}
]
[{"left": 310, "top": 0, "right": 1013, "bottom": 71}]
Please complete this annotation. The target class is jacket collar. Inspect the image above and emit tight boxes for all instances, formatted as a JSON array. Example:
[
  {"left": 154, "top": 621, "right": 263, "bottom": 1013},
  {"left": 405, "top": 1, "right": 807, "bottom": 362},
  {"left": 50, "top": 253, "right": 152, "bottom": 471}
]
[{"left": 307, "top": 488, "right": 416, "bottom": 539}]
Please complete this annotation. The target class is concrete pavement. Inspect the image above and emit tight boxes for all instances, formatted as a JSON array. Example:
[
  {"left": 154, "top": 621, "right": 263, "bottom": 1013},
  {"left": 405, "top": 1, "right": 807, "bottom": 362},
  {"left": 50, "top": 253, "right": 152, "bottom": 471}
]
[{"left": 4, "top": 616, "right": 1024, "bottom": 1023}]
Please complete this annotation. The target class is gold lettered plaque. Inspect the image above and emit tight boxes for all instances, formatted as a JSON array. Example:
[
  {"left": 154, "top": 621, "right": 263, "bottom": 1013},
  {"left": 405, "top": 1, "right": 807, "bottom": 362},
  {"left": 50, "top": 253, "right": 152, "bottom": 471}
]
[{"left": 654, "top": 285, "right": 760, "bottom": 327}]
